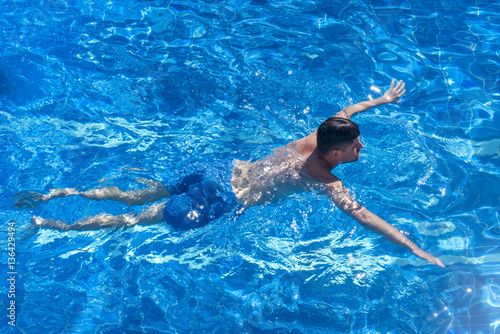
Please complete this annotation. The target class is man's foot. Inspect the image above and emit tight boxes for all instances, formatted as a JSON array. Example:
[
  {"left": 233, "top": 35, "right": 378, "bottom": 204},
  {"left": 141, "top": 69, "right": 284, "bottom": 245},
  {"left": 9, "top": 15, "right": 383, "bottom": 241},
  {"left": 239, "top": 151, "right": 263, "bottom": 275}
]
[
  {"left": 13, "top": 191, "right": 45, "bottom": 208},
  {"left": 14, "top": 188, "right": 78, "bottom": 209}
]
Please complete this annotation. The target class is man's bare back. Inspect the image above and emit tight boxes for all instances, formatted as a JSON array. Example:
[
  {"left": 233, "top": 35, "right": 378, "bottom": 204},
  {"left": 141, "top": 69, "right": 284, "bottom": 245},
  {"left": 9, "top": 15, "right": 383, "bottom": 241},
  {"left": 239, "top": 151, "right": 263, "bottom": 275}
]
[{"left": 231, "top": 142, "right": 320, "bottom": 207}]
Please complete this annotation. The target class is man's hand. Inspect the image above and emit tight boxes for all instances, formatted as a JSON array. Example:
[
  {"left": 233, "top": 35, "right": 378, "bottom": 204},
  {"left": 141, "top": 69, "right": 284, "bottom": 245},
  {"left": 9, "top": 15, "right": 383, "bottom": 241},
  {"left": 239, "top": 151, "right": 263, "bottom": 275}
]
[
  {"left": 412, "top": 248, "right": 445, "bottom": 268},
  {"left": 335, "top": 79, "right": 407, "bottom": 119},
  {"left": 382, "top": 78, "right": 406, "bottom": 104}
]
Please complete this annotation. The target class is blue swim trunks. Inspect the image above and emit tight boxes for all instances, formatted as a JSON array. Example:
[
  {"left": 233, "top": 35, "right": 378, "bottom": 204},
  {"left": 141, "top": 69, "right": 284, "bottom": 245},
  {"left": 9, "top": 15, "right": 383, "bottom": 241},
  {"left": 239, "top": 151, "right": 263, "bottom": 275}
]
[{"left": 163, "top": 173, "right": 237, "bottom": 231}]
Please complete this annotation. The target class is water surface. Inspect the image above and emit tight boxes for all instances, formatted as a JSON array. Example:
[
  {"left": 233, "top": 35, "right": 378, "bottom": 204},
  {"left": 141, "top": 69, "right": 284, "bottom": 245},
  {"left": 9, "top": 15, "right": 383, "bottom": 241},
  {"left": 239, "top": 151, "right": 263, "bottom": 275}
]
[{"left": 1, "top": 0, "right": 499, "bottom": 333}]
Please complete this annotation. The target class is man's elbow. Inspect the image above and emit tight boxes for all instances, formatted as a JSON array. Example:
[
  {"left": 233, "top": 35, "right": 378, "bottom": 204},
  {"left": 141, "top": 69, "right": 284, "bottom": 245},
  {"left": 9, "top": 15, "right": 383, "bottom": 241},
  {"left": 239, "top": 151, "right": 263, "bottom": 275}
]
[
  {"left": 340, "top": 204, "right": 370, "bottom": 223},
  {"left": 347, "top": 208, "right": 382, "bottom": 231}
]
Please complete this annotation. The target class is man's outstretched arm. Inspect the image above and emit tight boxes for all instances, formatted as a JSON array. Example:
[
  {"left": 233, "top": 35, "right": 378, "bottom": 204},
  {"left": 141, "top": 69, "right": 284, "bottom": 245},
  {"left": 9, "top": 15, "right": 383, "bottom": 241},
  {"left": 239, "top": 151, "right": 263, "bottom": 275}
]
[
  {"left": 335, "top": 79, "right": 406, "bottom": 119},
  {"left": 326, "top": 181, "right": 444, "bottom": 267}
]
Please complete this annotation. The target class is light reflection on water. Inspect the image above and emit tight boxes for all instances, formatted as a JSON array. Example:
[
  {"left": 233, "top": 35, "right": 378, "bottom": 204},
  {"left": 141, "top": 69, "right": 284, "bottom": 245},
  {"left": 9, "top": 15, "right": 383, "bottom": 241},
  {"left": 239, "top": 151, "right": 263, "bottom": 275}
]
[{"left": 1, "top": 0, "right": 499, "bottom": 333}]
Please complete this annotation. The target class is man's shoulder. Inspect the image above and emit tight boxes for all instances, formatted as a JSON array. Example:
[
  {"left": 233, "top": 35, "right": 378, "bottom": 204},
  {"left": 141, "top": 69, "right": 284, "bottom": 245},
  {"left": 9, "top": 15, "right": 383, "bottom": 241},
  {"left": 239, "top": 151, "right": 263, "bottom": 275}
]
[{"left": 304, "top": 156, "right": 340, "bottom": 184}]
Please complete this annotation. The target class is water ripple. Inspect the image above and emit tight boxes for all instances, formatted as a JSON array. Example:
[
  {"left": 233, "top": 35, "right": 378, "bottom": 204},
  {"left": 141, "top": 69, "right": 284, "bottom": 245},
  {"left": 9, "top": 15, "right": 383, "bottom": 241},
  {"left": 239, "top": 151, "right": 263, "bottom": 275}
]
[{"left": 1, "top": 0, "right": 500, "bottom": 333}]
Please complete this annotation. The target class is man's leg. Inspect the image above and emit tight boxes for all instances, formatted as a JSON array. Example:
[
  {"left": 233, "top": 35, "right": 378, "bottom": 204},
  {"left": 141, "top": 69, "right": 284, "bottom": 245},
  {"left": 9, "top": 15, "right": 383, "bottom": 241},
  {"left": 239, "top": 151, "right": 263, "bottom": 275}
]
[
  {"left": 14, "top": 179, "right": 171, "bottom": 208},
  {"left": 31, "top": 202, "right": 167, "bottom": 231},
  {"left": 79, "top": 181, "right": 171, "bottom": 206}
]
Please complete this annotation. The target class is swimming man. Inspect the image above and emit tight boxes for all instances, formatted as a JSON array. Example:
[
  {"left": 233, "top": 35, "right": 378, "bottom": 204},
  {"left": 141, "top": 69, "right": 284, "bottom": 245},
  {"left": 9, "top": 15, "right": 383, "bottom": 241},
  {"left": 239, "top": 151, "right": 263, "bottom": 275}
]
[{"left": 14, "top": 79, "right": 445, "bottom": 267}]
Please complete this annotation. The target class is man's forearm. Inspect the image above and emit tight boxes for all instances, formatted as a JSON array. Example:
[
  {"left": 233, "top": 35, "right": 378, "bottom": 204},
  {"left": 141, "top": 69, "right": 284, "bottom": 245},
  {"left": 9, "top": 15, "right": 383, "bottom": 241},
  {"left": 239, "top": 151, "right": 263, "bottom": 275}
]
[
  {"left": 332, "top": 194, "right": 444, "bottom": 267},
  {"left": 351, "top": 207, "right": 444, "bottom": 267},
  {"left": 329, "top": 187, "right": 407, "bottom": 246},
  {"left": 353, "top": 208, "right": 419, "bottom": 252},
  {"left": 326, "top": 178, "right": 443, "bottom": 267},
  {"left": 336, "top": 97, "right": 390, "bottom": 119},
  {"left": 336, "top": 79, "right": 406, "bottom": 119}
]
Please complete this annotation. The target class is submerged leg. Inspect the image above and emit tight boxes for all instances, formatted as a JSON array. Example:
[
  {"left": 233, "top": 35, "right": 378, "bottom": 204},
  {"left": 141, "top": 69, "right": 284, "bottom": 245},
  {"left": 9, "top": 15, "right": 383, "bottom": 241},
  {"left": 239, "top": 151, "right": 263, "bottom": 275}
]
[
  {"left": 30, "top": 214, "right": 133, "bottom": 231},
  {"left": 30, "top": 202, "right": 167, "bottom": 232},
  {"left": 79, "top": 181, "right": 171, "bottom": 206},
  {"left": 132, "top": 202, "right": 167, "bottom": 226},
  {"left": 14, "top": 179, "right": 171, "bottom": 208},
  {"left": 14, "top": 188, "right": 78, "bottom": 209}
]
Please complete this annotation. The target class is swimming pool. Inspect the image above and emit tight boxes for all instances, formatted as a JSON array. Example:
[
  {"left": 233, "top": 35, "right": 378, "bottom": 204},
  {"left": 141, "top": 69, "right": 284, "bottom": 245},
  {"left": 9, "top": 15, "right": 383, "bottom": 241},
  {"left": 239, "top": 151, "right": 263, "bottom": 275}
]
[{"left": 1, "top": 0, "right": 499, "bottom": 332}]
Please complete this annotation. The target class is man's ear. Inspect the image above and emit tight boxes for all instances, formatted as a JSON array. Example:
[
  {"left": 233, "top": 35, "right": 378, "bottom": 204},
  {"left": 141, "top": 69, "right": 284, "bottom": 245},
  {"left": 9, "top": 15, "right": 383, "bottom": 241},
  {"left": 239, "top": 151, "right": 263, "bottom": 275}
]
[{"left": 331, "top": 149, "right": 340, "bottom": 157}]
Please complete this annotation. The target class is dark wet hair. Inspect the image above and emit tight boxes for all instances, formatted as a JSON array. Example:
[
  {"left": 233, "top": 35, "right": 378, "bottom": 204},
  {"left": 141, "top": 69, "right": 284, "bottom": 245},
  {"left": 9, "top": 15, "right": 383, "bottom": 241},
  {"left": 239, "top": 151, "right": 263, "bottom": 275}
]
[{"left": 317, "top": 117, "right": 360, "bottom": 154}]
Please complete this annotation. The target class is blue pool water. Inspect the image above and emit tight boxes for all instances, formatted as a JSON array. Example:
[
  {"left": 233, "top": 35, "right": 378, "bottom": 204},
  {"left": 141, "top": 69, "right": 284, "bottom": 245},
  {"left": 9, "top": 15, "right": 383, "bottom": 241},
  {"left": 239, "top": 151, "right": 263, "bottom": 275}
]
[{"left": 1, "top": 0, "right": 499, "bottom": 333}]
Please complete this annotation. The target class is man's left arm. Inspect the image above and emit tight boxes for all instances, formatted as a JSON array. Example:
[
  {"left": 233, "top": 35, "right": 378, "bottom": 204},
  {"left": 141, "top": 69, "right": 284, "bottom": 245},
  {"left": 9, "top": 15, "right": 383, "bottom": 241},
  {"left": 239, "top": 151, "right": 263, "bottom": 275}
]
[{"left": 336, "top": 79, "right": 406, "bottom": 119}]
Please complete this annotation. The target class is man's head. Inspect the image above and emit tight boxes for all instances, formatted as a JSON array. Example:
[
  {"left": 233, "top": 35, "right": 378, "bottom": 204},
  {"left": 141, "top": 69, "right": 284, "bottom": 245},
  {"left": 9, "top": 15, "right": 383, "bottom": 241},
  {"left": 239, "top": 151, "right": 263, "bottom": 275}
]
[{"left": 317, "top": 117, "right": 363, "bottom": 163}]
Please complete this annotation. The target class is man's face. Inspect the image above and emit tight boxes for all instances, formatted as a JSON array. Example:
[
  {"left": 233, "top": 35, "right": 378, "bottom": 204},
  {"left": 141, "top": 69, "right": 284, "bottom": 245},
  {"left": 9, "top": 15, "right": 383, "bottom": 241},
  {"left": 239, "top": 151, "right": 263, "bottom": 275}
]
[{"left": 338, "top": 136, "right": 364, "bottom": 163}]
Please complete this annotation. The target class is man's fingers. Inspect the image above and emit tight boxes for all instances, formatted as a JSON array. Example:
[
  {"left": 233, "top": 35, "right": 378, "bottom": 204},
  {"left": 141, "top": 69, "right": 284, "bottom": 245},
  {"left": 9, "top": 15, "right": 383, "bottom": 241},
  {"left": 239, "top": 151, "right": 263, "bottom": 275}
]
[
  {"left": 398, "top": 81, "right": 405, "bottom": 92},
  {"left": 385, "top": 79, "right": 406, "bottom": 103},
  {"left": 433, "top": 258, "right": 445, "bottom": 268},
  {"left": 426, "top": 254, "right": 445, "bottom": 268},
  {"left": 395, "top": 80, "right": 405, "bottom": 91},
  {"left": 390, "top": 78, "right": 396, "bottom": 89}
]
